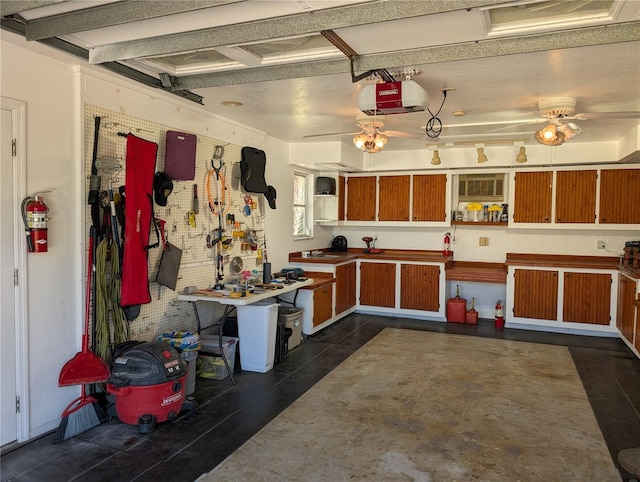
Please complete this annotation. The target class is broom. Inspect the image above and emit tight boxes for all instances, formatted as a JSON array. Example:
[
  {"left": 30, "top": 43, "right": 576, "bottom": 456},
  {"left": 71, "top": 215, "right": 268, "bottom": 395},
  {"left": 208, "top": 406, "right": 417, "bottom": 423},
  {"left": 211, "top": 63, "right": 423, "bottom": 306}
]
[
  {"left": 52, "top": 231, "right": 109, "bottom": 443},
  {"left": 52, "top": 385, "right": 108, "bottom": 443}
]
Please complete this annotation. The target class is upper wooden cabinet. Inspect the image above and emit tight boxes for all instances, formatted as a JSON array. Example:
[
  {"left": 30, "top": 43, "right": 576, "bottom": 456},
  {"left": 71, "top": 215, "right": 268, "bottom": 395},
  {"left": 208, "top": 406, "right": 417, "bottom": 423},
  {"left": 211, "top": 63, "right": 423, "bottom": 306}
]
[
  {"left": 413, "top": 174, "right": 447, "bottom": 222},
  {"left": 346, "top": 176, "right": 376, "bottom": 221},
  {"left": 338, "top": 175, "right": 345, "bottom": 221},
  {"left": 513, "top": 171, "right": 552, "bottom": 223},
  {"left": 599, "top": 168, "right": 640, "bottom": 224},
  {"left": 378, "top": 175, "right": 410, "bottom": 221},
  {"left": 555, "top": 170, "right": 596, "bottom": 223}
]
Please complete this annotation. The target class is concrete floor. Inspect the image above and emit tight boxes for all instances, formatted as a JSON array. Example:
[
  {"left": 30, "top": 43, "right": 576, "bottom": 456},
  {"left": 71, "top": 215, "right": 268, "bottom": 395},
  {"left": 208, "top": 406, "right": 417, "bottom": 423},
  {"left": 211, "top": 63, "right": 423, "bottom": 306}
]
[{"left": 2, "top": 313, "right": 640, "bottom": 481}]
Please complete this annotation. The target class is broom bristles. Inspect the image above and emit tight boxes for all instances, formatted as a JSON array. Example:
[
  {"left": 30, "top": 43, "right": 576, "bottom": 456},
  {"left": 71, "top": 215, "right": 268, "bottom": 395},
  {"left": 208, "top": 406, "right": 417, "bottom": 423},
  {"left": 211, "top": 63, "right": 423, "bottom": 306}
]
[{"left": 52, "top": 397, "right": 107, "bottom": 444}]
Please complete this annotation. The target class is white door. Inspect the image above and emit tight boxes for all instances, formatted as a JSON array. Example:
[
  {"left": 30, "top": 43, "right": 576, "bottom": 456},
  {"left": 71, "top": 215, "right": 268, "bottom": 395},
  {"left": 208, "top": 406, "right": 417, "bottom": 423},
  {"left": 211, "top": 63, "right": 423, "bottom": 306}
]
[
  {"left": 1, "top": 106, "right": 18, "bottom": 446},
  {"left": 0, "top": 97, "right": 28, "bottom": 446}
]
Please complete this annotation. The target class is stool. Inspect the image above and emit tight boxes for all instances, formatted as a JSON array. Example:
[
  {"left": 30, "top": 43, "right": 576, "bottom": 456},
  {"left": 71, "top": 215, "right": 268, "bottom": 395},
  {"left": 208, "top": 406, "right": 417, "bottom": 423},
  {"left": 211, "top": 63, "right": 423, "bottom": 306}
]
[{"left": 618, "top": 447, "right": 640, "bottom": 481}]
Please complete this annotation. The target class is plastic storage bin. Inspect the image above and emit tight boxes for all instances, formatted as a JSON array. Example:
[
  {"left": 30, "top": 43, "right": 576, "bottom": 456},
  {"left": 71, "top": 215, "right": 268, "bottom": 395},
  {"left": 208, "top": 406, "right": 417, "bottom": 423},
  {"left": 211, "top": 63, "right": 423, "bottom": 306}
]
[
  {"left": 237, "top": 301, "right": 279, "bottom": 373},
  {"left": 198, "top": 335, "right": 238, "bottom": 380},
  {"left": 278, "top": 306, "right": 303, "bottom": 350},
  {"left": 180, "top": 350, "right": 198, "bottom": 395}
]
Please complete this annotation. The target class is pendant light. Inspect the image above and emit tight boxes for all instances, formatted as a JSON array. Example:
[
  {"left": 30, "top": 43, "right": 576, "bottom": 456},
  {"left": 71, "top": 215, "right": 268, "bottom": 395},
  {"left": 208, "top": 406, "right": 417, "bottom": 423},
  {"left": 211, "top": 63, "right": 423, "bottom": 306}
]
[
  {"left": 477, "top": 147, "right": 488, "bottom": 164},
  {"left": 516, "top": 146, "right": 528, "bottom": 163},
  {"left": 431, "top": 149, "right": 441, "bottom": 165}
]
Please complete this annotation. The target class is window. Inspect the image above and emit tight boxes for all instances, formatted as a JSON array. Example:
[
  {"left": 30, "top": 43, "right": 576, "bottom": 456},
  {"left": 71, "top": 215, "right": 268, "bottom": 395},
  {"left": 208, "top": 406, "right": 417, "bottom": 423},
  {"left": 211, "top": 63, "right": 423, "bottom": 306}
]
[
  {"left": 293, "top": 171, "right": 312, "bottom": 238},
  {"left": 458, "top": 173, "right": 505, "bottom": 202}
]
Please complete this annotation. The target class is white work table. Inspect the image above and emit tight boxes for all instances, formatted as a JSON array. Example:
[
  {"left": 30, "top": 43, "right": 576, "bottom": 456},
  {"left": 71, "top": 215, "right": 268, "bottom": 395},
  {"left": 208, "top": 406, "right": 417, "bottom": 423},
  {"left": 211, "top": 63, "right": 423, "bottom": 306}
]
[
  {"left": 177, "top": 279, "right": 313, "bottom": 384},
  {"left": 177, "top": 278, "right": 314, "bottom": 305}
]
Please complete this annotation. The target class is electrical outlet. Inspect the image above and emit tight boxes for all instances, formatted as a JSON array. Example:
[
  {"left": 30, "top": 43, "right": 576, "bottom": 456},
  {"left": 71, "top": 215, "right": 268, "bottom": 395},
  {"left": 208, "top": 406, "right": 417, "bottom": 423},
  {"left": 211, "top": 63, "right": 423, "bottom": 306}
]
[
  {"left": 597, "top": 240, "right": 605, "bottom": 249},
  {"left": 479, "top": 236, "right": 489, "bottom": 246}
]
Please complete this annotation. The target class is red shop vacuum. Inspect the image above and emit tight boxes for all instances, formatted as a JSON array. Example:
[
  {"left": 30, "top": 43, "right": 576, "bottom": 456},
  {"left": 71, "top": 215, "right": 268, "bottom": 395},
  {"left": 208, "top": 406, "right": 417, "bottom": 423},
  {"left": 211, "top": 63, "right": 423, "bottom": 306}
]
[{"left": 107, "top": 341, "right": 189, "bottom": 433}]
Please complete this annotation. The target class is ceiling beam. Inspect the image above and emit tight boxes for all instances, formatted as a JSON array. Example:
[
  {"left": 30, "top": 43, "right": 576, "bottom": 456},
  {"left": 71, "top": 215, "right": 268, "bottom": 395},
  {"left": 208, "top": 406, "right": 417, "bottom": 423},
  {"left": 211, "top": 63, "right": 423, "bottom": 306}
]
[
  {"left": 1, "top": 1, "right": 63, "bottom": 18},
  {"left": 173, "top": 21, "right": 640, "bottom": 90},
  {"left": 24, "top": 0, "right": 245, "bottom": 41},
  {"left": 88, "top": 0, "right": 508, "bottom": 64}
]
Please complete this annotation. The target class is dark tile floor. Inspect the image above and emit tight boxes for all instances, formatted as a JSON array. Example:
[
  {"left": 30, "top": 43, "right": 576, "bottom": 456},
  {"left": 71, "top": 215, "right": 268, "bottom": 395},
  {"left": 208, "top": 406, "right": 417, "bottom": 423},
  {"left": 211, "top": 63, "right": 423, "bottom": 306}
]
[{"left": 2, "top": 313, "right": 640, "bottom": 482}]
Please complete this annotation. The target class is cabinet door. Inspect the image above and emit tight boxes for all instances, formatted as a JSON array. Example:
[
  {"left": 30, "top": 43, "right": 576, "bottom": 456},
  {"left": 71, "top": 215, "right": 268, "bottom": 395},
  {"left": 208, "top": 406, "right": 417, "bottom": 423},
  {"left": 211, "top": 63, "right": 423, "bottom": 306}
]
[
  {"left": 378, "top": 175, "right": 410, "bottom": 221},
  {"left": 338, "top": 175, "right": 346, "bottom": 221},
  {"left": 513, "top": 171, "right": 552, "bottom": 223},
  {"left": 555, "top": 170, "right": 596, "bottom": 223},
  {"left": 359, "top": 262, "right": 396, "bottom": 308},
  {"left": 617, "top": 274, "right": 636, "bottom": 342},
  {"left": 346, "top": 176, "right": 376, "bottom": 221},
  {"left": 599, "top": 169, "right": 640, "bottom": 224},
  {"left": 400, "top": 264, "right": 440, "bottom": 311},
  {"left": 562, "top": 272, "right": 611, "bottom": 325},
  {"left": 413, "top": 174, "right": 447, "bottom": 222},
  {"left": 335, "top": 262, "right": 356, "bottom": 314},
  {"left": 513, "top": 269, "right": 558, "bottom": 320},
  {"left": 313, "top": 285, "right": 333, "bottom": 327}
]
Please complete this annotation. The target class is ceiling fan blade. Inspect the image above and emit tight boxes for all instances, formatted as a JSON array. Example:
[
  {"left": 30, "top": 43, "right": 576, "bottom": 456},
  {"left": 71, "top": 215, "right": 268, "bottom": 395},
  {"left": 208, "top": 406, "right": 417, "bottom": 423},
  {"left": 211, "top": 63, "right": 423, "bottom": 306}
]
[
  {"left": 379, "top": 129, "right": 428, "bottom": 140},
  {"left": 571, "top": 111, "right": 640, "bottom": 120},
  {"left": 303, "top": 130, "right": 362, "bottom": 139}
]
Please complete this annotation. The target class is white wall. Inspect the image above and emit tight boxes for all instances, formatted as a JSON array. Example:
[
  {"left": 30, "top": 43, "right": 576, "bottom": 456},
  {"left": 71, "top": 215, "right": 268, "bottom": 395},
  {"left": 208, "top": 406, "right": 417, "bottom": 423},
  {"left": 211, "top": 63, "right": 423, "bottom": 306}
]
[{"left": 1, "top": 34, "right": 81, "bottom": 437}]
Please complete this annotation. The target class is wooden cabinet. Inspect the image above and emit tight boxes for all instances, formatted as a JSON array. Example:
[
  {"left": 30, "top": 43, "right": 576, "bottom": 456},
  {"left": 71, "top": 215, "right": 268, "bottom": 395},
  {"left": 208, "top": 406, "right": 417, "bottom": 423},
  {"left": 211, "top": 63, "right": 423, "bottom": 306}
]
[
  {"left": 335, "top": 262, "right": 357, "bottom": 315},
  {"left": 312, "top": 284, "right": 333, "bottom": 327},
  {"left": 599, "top": 169, "right": 640, "bottom": 224},
  {"left": 378, "top": 175, "right": 410, "bottom": 221},
  {"left": 617, "top": 273, "right": 637, "bottom": 343},
  {"left": 413, "top": 174, "right": 447, "bottom": 222},
  {"left": 513, "top": 268, "right": 558, "bottom": 320},
  {"left": 338, "top": 175, "right": 345, "bottom": 221},
  {"left": 562, "top": 272, "right": 611, "bottom": 325},
  {"left": 513, "top": 171, "right": 552, "bottom": 223},
  {"left": 555, "top": 170, "right": 596, "bottom": 223},
  {"left": 400, "top": 264, "right": 440, "bottom": 311},
  {"left": 359, "top": 262, "right": 395, "bottom": 308},
  {"left": 346, "top": 176, "right": 376, "bottom": 221}
]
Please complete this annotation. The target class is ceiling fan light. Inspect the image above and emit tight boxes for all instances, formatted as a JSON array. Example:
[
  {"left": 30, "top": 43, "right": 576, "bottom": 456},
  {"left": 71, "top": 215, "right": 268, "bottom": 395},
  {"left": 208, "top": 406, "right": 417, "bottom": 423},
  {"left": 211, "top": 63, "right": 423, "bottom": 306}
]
[
  {"left": 431, "top": 149, "right": 441, "bottom": 165},
  {"left": 353, "top": 134, "right": 366, "bottom": 149},
  {"left": 477, "top": 147, "right": 488, "bottom": 164},
  {"left": 516, "top": 146, "right": 527, "bottom": 163},
  {"left": 535, "top": 125, "right": 565, "bottom": 146},
  {"left": 374, "top": 134, "right": 387, "bottom": 148}
]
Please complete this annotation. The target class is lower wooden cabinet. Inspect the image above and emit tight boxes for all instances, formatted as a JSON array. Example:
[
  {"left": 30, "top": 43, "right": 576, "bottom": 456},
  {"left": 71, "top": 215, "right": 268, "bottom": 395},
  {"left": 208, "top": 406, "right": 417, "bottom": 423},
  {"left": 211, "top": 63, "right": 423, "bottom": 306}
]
[
  {"left": 563, "top": 272, "right": 611, "bottom": 325},
  {"left": 335, "top": 262, "right": 356, "bottom": 315},
  {"left": 618, "top": 273, "right": 638, "bottom": 344},
  {"left": 313, "top": 284, "right": 333, "bottom": 327},
  {"left": 400, "top": 264, "right": 440, "bottom": 311},
  {"left": 359, "top": 262, "right": 396, "bottom": 308},
  {"left": 513, "top": 269, "right": 558, "bottom": 320}
]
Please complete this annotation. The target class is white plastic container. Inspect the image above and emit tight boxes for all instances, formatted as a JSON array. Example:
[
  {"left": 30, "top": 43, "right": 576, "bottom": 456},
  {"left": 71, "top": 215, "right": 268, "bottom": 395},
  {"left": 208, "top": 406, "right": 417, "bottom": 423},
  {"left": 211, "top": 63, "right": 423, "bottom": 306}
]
[
  {"left": 236, "top": 301, "right": 279, "bottom": 373},
  {"left": 179, "top": 350, "right": 198, "bottom": 395}
]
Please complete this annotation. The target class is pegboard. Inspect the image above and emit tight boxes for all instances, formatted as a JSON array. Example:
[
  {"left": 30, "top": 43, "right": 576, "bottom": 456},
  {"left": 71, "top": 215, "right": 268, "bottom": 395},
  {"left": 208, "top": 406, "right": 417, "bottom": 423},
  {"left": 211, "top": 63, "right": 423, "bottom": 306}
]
[{"left": 85, "top": 104, "right": 266, "bottom": 343}]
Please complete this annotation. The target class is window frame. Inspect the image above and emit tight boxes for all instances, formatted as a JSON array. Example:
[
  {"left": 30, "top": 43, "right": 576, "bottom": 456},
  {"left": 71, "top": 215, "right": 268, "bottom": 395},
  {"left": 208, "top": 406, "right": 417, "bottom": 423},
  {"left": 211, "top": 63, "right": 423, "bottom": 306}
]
[{"left": 293, "top": 170, "right": 313, "bottom": 239}]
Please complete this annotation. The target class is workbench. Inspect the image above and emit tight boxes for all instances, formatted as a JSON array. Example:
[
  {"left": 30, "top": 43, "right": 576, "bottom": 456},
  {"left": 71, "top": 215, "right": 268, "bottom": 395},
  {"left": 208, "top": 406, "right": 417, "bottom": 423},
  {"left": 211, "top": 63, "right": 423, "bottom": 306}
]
[{"left": 177, "top": 279, "right": 314, "bottom": 384}]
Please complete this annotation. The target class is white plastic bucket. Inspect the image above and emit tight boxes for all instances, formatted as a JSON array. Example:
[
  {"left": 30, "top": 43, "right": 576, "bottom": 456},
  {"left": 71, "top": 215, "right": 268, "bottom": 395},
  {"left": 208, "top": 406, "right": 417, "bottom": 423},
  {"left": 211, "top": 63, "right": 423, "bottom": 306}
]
[{"left": 236, "top": 301, "right": 279, "bottom": 373}]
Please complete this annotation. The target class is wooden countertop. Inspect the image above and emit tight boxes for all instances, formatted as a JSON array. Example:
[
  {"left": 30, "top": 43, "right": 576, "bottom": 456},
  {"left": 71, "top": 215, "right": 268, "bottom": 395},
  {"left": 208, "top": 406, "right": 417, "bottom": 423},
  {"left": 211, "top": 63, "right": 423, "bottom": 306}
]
[
  {"left": 289, "top": 248, "right": 451, "bottom": 264},
  {"left": 505, "top": 253, "right": 621, "bottom": 270}
]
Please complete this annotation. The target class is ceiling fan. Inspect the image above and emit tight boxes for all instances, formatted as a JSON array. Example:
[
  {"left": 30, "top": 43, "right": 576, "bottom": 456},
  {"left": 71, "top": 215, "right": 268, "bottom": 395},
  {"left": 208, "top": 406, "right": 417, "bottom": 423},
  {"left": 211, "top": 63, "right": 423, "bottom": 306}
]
[
  {"left": 304, "top": 113, "right": 427, "bottom": 153},
  {"left": 489, "top": 97, "right": 640, "bottom": 146}
]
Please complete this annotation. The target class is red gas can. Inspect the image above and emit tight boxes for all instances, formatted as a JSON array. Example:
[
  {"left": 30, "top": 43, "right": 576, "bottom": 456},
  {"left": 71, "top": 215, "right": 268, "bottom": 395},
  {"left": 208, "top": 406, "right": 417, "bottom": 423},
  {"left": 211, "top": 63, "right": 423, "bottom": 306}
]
[{"left": 446, "top": 285, "right": 466, "bottom": 323}]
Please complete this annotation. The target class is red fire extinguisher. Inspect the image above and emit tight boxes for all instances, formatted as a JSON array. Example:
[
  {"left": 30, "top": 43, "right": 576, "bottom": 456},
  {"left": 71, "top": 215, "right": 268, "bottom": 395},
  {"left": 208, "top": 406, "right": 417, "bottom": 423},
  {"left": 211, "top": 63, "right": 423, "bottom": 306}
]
[
  {"left": 21, "top": 194, "right": 48, "bottom": 253},
  {"left": 443, "top": 232, "right": 451, "bottom": 256},
  {"left": 495, "top": 299, "right": 505, "bottom": 329}
]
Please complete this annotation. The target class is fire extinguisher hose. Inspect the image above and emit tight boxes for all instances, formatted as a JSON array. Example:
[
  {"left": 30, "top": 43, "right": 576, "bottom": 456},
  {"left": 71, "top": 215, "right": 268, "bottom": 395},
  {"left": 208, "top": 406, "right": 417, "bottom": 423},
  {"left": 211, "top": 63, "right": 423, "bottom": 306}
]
[{"left": 20, "top": 196, "right": 35, "bottom": 252}]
